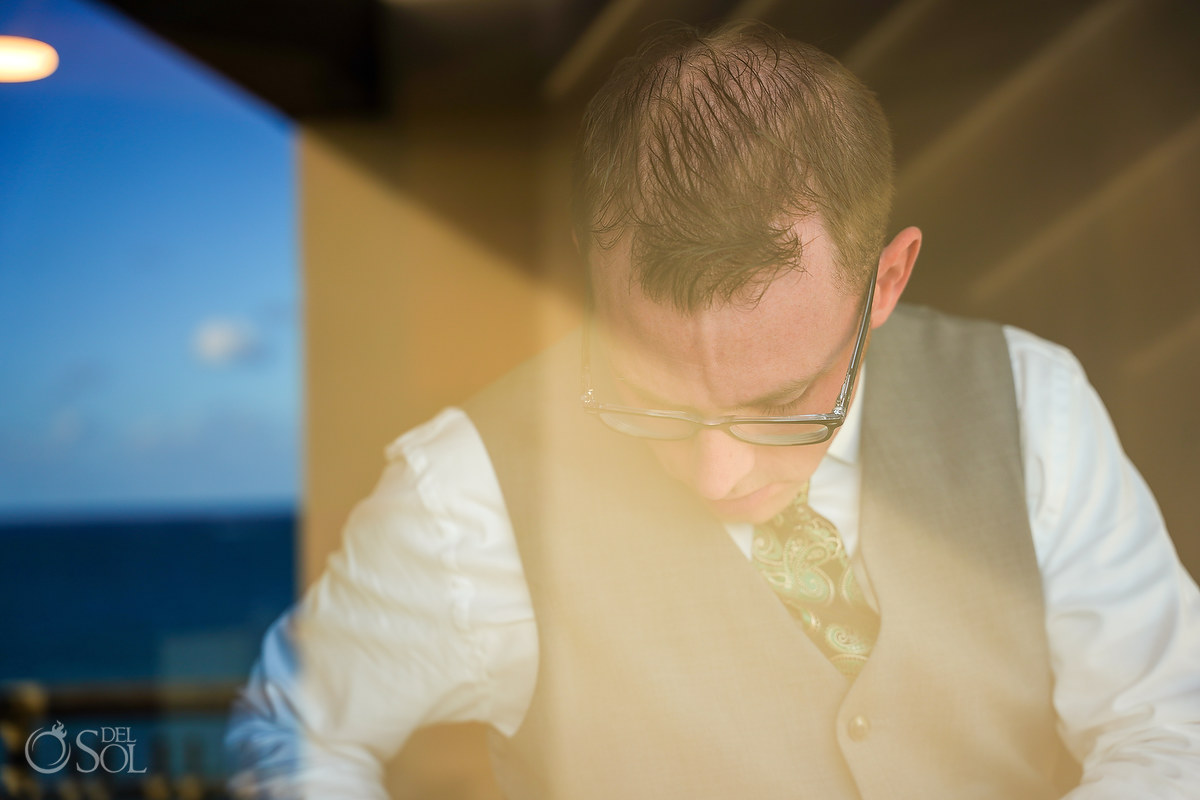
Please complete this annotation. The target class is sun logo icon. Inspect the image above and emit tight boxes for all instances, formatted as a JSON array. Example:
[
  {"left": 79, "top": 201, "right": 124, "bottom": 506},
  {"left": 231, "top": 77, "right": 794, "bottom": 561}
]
[{"left": 24, "top": 720, "right": 72, "bottom": 774}]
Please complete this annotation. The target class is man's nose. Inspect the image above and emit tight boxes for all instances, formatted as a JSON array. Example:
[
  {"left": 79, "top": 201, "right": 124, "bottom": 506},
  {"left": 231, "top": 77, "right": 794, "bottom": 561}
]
[{"left": 688, "top": 428, "right": 755, "bottom": 500}]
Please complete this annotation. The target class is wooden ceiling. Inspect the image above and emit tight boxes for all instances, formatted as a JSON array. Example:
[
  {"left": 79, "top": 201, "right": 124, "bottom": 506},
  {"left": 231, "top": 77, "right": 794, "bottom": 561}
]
[{"left": 98, "top": 0, "right": 909, "bottom": 118}]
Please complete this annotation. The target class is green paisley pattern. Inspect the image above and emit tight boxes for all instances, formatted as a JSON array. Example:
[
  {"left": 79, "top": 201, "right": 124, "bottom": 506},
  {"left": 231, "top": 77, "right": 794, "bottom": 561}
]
[{"left": 751, "top": 484, "right": 879, "bottom": 678}]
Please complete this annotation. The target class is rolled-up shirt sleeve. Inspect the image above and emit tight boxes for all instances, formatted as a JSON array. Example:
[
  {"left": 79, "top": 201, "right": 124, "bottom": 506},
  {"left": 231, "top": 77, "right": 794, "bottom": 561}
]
[
  {"left": 225, "top": 408, "right": 537, "bottom": 798},
  {"left": 1007, "top": 327, "right": 1200, "bottom": 798}
]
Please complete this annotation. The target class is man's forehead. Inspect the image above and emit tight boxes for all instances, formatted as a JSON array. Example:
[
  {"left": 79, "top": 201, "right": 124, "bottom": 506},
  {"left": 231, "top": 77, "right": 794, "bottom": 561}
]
[
  {"left": 596, "top": 266, "right": 841, "bottom": 348},
  {"left": 589, "top": 216, "right": 850, "bottom": 344},
  {"left": 589, "top": 221, "right": 859, "bottom": 410},
  {"left": 589, "top": 213, "right": 839, "bottom": 297}
]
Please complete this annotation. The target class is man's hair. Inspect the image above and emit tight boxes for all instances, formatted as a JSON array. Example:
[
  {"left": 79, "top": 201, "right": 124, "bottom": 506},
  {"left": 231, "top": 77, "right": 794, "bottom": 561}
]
[{"left": 574, "top": 20, "right": 895, "bottom": 312}]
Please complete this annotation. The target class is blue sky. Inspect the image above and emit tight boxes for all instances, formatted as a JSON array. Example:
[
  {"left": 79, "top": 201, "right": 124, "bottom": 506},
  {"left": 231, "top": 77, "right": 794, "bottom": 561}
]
[{"left": 0, "top": 0, "right": 298, "bottom": 518}]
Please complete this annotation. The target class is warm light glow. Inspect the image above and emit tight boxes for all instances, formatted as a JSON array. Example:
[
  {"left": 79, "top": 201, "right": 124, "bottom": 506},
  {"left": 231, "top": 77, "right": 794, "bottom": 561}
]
[{"left": 0, "top": 35, "right": 59, "bottom": 83}]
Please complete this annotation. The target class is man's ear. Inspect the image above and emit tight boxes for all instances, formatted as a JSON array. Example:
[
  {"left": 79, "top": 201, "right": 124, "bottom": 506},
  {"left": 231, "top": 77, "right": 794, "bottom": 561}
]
[{"left": 870, "top": 226, "right": 921, "bottom": 329}]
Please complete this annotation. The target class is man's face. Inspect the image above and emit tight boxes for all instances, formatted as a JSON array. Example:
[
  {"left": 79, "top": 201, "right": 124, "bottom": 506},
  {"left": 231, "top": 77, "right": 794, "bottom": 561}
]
[{"left": 591, "top": 218, "right": 865, "bottom": 525}]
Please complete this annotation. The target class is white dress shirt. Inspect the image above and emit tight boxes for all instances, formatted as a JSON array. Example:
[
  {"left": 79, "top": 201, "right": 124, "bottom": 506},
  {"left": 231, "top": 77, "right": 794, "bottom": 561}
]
[{"left": 226, "top": 326, "right": 1200, "bottom": 799}]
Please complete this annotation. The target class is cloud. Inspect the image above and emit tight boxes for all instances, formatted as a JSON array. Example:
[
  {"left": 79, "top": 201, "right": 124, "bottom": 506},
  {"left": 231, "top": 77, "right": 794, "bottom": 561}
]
[{"left": 191, "top": 318, "right": 263, "bottom": 367}]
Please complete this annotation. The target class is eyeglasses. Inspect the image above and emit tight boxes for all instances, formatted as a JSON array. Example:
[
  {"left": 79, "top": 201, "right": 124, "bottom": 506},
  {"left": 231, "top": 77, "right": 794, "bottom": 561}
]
[{"left": 580, "top": 264, "right": 876, "bottom": 446}]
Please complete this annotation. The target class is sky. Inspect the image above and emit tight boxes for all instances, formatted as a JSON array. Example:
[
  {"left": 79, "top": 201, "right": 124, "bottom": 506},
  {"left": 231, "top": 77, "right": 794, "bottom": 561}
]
[{"left": 0, "top": 0, "right": 299, "bottom": 519}]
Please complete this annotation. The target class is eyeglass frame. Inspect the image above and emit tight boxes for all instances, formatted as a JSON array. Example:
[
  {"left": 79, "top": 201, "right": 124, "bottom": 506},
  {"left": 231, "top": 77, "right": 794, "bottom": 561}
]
[{"left": 579, "top": 261, "right": 878, "bottom": 447}]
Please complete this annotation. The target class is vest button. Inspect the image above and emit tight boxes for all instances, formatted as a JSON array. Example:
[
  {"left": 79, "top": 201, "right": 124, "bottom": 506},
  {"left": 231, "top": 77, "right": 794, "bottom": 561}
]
[{"left": 847, "top": 714, "right": 871, "bottom": 742}]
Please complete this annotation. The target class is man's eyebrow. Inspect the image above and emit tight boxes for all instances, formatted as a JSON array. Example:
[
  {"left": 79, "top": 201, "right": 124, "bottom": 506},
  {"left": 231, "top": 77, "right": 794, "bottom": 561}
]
[
  {"left": 740, "top": 378, "right": 814, "bottom": 410},
  {"left": 614, "top": 375, "right": 677, "bottom": 409},
  {"left": 616, "top": 374, "right": 815, "bottom": 413}
]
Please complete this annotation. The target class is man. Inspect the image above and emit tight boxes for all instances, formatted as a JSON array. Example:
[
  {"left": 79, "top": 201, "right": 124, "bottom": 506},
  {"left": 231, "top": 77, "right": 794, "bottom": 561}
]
[{"left": 227, "top": 21, "right": 1200, "bottom": 798}]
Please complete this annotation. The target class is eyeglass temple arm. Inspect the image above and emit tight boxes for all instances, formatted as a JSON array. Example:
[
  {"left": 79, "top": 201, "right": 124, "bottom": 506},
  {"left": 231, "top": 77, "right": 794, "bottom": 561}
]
[
  {"left": 832, "top": 267, "right": 878, "bottom": 415},
  {"left": 580, "top": 294, "right": 601, "bottom": 407}
]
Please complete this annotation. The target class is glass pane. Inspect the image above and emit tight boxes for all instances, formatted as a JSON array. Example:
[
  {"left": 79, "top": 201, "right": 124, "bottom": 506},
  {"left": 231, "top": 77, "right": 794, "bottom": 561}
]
[
  {"left": 729, "top": 421, "right": 830, "bottom": 445},
  {"left": 599, "top": 411, "right": 695, "bottom": 440}
]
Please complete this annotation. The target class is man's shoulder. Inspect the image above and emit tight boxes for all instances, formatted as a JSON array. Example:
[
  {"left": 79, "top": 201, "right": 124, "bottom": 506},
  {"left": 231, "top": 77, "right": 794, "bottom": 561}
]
[
  {"left": 885, "top": 302, "right": 1003, "bottom": 339},
  {"left": 885, "top": 304, "right": 1079, "bottom": 373},
  {"left": 998, "top": 322, "right": 1083, "bottom": 377},
  {"left": 457, "top": 328, "right": 593, "bottom": 481},
  {"left": 998, "top": 324, "right": 1089, "bottom": 423},
  {"left": 461, "top": 329, "right": 582, "bottom": 428},
  {"left": 873, "top": 304, "right": 1009, "bottom": 374},
  {"left": 880, "top": 304, "right": 1090, "bottom": 422}
]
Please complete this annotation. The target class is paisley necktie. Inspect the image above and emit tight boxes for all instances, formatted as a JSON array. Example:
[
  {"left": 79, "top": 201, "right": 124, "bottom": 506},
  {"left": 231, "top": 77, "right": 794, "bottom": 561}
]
[{"left": 751, "top": 484, "right": 879, "bottom": 677}]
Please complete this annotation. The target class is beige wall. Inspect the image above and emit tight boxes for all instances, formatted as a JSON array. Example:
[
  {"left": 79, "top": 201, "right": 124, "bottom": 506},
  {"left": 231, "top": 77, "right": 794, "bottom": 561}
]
[{"left": 301, "top": 126, "right": 578, "bottom": 581}]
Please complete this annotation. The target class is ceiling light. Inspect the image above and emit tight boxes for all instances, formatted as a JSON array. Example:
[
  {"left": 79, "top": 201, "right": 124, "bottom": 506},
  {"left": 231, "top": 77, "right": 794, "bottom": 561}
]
[{"left": 0, "top": 35, "right": 59, "bottom": 83}]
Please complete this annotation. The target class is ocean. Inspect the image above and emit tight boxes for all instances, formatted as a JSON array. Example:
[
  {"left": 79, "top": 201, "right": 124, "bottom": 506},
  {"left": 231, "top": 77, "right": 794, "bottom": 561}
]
[
  {"left": 0, "top": 509, "right": 296, "bottom": 789},
  {"left": 0, "top": 509, "right": 295, "bottom": 684}
]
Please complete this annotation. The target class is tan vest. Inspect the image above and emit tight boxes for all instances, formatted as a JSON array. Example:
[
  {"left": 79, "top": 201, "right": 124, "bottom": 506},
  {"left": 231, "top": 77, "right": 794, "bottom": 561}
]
[{"left": 464, "top": 305, "right": 1080, "bottom": 799}]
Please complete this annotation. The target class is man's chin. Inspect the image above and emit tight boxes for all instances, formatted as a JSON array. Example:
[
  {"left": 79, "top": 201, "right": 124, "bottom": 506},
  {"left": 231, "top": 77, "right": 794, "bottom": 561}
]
[{"left": 705, "top": 483, "right": 798, "bottom": 524}]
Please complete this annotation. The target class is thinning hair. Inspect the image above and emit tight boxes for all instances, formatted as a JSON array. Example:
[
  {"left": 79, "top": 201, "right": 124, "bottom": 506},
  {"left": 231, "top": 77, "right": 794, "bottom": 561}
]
[{"left": 574, "top": 20, "right": 895, "bottom": 312}]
